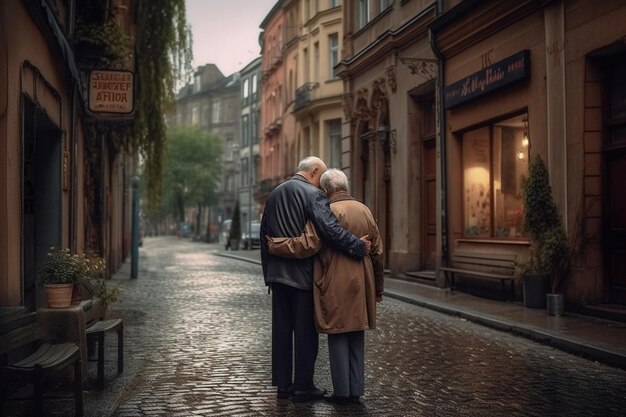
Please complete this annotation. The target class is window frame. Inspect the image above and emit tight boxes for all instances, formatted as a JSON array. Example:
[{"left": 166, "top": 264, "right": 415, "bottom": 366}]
[{"left": 460, "top": 113, "right": 529, "bottom": 240}]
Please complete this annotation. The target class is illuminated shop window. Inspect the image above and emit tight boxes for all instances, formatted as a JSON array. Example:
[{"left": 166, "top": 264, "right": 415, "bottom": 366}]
[{"left": 462, "top": 114, "right": 529, "bottom": 239}]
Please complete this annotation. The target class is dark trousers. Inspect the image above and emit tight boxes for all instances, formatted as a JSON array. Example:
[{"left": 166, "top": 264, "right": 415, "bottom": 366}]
[
  {"left": 271, "top": 283, "right": 319, "bottom": 391},
  {"left": 328, "top": 331, "right": 365, "bottom": 397}
]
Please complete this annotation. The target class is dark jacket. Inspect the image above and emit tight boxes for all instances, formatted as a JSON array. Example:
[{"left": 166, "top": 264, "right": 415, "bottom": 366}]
[{"left": 260, "top": 174, "right": 366, "bottom": 290}]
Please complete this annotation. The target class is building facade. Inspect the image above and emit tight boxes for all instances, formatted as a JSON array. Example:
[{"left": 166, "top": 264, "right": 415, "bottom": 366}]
[
  {"left": 337, "top": 0, "right": 441, "bottom": 276},
  {"left": 294, "top": 0, "right": 345, "bottom": 169},
  {"left": 238, "top": 57, "right": 262, "bottom": 237},
  {"left": 337, "top": 0, "right": 626, "bottom": 307},
  {"left": 0, "top": 0, "right": 137, "bottom": 309},
  {"left": 170, "top": 64, "right": 241, "bottom": 241},
  {"left": 257, "top": 1, "right": 291, "bottom": 210},
  {"left": 432, "top": 0, "right": 626, "bottom": 306}
]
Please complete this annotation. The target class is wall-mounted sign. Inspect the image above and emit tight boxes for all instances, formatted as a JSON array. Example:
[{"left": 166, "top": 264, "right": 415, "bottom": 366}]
[
  {"left": 444, "top": 50, "right": 530, "bottom": 109},
  {"left": 88, "top": 70, "right": 134, "bottom": 114}
]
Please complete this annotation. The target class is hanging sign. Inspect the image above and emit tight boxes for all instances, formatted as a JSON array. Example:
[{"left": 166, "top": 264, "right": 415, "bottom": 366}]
[
  {"left": 444, "top": 50, "right": 530, "bottom": 109},
  {"left": 88, "top": 70, "right": 134, "bottom": 114}
]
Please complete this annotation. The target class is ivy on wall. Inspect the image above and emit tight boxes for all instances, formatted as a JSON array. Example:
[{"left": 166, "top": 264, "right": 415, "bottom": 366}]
[{"left": 133, "top": 0, "right": 192, "bottom": 210}]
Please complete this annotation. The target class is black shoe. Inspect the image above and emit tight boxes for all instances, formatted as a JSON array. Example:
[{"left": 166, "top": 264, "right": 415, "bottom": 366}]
[
  {"left": 350, "top": 395, "right": 360, "bottom": 403},
  {"left": 325, "top": 394, "right": 351, "bottom": 405},
  {"left": 277, "top": 386, "right": 292, "bottom": 399},
  {"left": 292, "top": 387, "right": 327, "bottom": 402}
]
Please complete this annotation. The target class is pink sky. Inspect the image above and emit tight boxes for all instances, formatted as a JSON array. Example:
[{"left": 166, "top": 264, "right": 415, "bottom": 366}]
[{"left": 185, "top": 0, "right": 278, "bottom": 75}]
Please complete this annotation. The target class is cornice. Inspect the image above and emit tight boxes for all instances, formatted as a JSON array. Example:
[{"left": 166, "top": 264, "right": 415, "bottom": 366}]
[
  {"left": 433, "top": 0, "right": 542, "bottom": 58},
  {"left": 337, "top": 5, "right": 436, "bottom": 79}
]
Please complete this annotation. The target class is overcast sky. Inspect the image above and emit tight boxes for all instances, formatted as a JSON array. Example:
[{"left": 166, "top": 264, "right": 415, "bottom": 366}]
[{"left": 185, "top": 0, "right": 278, "bottom": 76}]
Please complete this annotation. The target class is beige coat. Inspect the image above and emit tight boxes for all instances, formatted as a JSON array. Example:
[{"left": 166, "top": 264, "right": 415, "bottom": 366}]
[{"left": 268, "top": 191, "right": 384, "bottom": 334}]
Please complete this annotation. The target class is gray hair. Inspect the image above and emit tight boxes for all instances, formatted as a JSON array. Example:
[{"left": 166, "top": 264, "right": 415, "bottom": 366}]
[
  {"left": 296, "top": 156, "right": 325, "bottom": 173},
  {"left": 320, "top": 169, "right": 349, "bottom": 194}
]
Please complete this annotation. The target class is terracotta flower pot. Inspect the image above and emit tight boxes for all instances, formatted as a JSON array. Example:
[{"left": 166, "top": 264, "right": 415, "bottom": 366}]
[
  {"left": 44, "top": 283, "right": 74, "bottom": 308},
  {"left": 71, "top": 284, "right": 83, "bottom": 305}
]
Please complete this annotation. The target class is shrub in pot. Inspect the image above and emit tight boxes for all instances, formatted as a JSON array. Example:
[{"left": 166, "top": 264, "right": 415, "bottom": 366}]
[
  {"left": 521, "top": 155, "right": 569, "bottom": 312},
  {"left": 38, "top": 247, "right": 105, "bottom": 308}
]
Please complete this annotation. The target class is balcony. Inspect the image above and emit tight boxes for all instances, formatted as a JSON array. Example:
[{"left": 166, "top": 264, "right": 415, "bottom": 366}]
[{"left": 294, "top": 83, "right": 318, "bottom": 112}]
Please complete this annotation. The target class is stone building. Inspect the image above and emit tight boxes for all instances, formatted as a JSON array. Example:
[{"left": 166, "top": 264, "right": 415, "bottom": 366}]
[
  {"left": 238, "top": 57, "right": 262, "bottom": 236},
  {"left": 170, "top": 65, "right": 241, "bottom": 242},
  {"left": 337, "top": 0, "right": 626, "bottom": 309},
  {"left": 0, "top": 0, "right": 137, "bottom": 309}
]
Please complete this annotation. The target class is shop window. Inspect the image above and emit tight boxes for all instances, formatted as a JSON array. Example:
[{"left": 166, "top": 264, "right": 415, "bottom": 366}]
[{"left": 462, "top": 114, "right": 529, "bottom": 239}]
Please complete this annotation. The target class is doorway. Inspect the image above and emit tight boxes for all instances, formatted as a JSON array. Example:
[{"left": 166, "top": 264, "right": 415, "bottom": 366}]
[
  {"left": 604, "top": 57, "right": 626, "bottom": 304},
  {"left": 22, "top": 96, "right": 62, "bottom": 310},
  {"left": 419, "top": 94, "right": 437, "bottom": 270}
]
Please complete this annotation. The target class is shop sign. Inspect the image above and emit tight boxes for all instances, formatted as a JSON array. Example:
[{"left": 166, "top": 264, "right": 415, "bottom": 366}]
[
  {"left": 444, "top": 50, "right": 530, "bottom": 109},
  {"left": 88, "top": 70, "right": 134, "bottom": 114}
]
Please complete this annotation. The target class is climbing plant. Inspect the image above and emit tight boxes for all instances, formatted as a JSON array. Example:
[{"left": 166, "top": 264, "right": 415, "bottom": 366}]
[{"left": 133, "top": 0, "right": 193, "bottom": 210}]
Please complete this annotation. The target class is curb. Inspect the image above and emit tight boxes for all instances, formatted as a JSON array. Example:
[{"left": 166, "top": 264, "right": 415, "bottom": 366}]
[{"left": 215, "top": 252, "right": 626, "bottom": 371}]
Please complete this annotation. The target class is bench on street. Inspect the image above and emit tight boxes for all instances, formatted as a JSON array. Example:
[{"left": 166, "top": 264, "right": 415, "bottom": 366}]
[
  {"left": 0, "top": 309, "right": 83, "bottom": 416},
  {"left": 86, "top": 317, "right": 123, "bottom": 389},
  {"left": 440, "top": 250, "right": 518, "bottom": 299}
]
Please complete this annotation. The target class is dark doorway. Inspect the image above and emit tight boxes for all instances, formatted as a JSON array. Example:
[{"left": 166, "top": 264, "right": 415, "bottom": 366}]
[
  {"left": 22, "top": 96, "right": 62, "bottom": 310},
  {"left": 604, "top": 57, "right": 626, "bottom": 304}
]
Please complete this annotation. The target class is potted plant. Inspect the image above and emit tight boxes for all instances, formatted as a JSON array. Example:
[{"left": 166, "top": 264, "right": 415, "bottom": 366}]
[
  {"left": 521, "top": 155, "right": 569, "bottom": 314},
  {"left": 228, "top": 201, "right": 242, "bottom": 251},
  {"left": 39, "top": 247, "right": 104, "bottom": 308}
]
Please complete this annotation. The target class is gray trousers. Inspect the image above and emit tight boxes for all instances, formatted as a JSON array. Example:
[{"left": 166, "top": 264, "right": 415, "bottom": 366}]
[{"left": 327, "top": 331, "right": 365, "bottom": 397}]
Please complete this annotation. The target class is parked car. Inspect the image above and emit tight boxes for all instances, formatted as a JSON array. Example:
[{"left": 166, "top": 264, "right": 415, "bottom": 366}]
[
  {"left": 241, "top": 221, "right": 261, "bottom": 250},
  {"left": 177, "top": 222, "right": 191, "bottom": 238}
]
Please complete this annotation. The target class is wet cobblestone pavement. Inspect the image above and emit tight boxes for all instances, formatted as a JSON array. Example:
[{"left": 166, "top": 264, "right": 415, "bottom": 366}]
[{"left": 5, "top": 236, "right": 626, "bottom": 416}]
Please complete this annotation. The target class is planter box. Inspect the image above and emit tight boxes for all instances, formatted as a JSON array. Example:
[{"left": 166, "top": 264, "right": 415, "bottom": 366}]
[{"left": 523, "top": 273, "right": 548, "bottom": 309}]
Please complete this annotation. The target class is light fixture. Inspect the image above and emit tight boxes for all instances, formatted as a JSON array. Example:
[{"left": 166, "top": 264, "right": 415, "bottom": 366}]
[
  {"left": 518, "top": 149, "right": 525, "bottom": 160},
  {"left": 377, "top": 123, "right": 389, "bottom": 143},
  {"left": 522, "top": 119, "right": 529, "bottom": 147}
]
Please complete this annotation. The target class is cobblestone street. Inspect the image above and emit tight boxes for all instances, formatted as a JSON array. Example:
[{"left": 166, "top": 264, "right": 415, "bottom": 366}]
[{"left": 14, "top": 236, "right": 626, "bottom": 417}]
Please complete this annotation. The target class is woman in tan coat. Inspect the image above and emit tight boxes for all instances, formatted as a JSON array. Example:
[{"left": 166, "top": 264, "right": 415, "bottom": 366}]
[{"left": 267, "top": 169, "right": 384, "bottom": 404}]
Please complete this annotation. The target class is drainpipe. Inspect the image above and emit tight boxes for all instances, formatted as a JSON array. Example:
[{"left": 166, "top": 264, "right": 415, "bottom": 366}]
[{"left": 430, "top": 0, "right": 449, "bottom": 268}]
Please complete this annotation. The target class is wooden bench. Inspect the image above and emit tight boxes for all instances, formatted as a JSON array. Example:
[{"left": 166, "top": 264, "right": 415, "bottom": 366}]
[
  {"left": 86, "top": 318, "right": 123, "bottom": 389},
  {"left": 440, "top": 250, "right": 518, "bottom": 299},
  {"left": 0, "top": 310, "right": 83, "bottom": 416}
]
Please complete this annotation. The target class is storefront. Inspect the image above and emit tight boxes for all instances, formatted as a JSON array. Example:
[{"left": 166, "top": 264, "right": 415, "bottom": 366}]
[{"left": 433, "top": 0, "right": 626, "bottom": 306}]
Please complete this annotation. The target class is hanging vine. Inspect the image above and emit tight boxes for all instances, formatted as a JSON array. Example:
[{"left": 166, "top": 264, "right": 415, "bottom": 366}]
[{"left": 133, "top": 0, "right": 193, "bottom": 210}]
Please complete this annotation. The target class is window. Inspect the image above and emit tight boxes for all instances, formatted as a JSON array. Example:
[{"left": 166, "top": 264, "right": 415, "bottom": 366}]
[
  {"left": 380, "top": 0, "right": 390, "bottom": 12},
  {"left": 303, "top": 48, "right": 309, "bottom": 82},
  {"left": 241, "top": 157, "right": 249, "bottom": 186},
  {"left": 194, "top": 74, "right": 201, "bottom": 93},
  {"left": 328, "top": 119, "right": 342, "bottom": 168},
  {"left": 191, "top": 106, "right": 200, "bottom": 126},
  {"left": 329, "top": 33, "right": 339, "bottom": 79},
  {"left": 201, "top": 104, "right": 209, "bottom": 127},
  {"left": 241, "top": 115, "right": 250, "bottom": 147},
  {"left": 212, "top": 101, "right": 221, "bottom": 123},
  {"left": 329, "top": 0, "right": 341, "bottom": 8},
  {"left": 357, "top": 0, "right": 369, "bottom": 30},
  {"left": 226, "top": 135, "right": 234, "bottom": 161},
  {"left": 243, "top": 78, "right": 250, "bottom": 101},
  {"left": 252, "top": 74, "right": 258, "bottom": 96},
  {"left": 314, "top": 42, "right": 320, "bottom": 82},
  {"left": 462, "top": 114, "right": 528, "bottom": 239},
  {"left": 252, "top": 110, "right": 261, "bottom": 143}
]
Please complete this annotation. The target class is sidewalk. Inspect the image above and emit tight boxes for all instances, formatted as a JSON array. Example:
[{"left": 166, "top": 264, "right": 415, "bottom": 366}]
[{"left": 216, "top": 248, "right": 626, "bottom": 371}]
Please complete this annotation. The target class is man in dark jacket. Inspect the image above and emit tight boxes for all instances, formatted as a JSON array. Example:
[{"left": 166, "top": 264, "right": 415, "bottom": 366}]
[{"left": 260, "top": 156, "right": 369, "bottom": 402}]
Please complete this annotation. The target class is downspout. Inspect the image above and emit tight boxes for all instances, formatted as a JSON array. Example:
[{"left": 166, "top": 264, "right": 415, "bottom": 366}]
[
  {"left": 70, "top": 83, "right": 77, "bottom": 253},
  {"left": 430, "top": 0, "right": 449, "bottom": 267}
]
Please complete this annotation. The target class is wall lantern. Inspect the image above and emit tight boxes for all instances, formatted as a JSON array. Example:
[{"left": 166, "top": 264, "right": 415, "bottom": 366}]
[
  {"left": 377, "top": 124, "right": 397, "bottom": 154},
  {"left": 518, "top": 118, "right": 529, "bottom": 161}
]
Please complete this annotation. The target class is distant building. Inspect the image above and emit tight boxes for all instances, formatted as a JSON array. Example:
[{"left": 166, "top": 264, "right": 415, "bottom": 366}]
[
  {"left": 169, "top": 65, "right": 241, "bottom": 241},
  {"left": 238, "top": 57, "right": 262, "bottom": 238},
  {"left": 257, "top": 0, "right": 292, "bottom": 211}
]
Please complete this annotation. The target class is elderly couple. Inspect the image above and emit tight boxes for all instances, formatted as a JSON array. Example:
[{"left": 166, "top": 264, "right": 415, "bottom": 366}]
[{"left": 260, "top": 156, "right": 384, "bottom": 405}]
